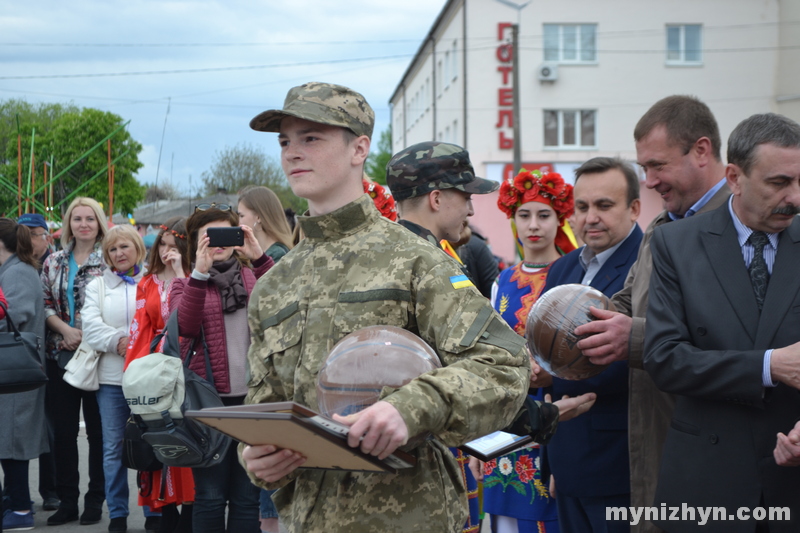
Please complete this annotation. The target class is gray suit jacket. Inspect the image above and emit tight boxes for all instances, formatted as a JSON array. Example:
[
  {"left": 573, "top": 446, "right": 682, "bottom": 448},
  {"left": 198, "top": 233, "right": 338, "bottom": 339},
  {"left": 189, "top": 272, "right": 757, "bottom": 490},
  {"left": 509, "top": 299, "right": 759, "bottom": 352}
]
[{"left": 644, "top": 202, "right": 800, "bottom": 533}]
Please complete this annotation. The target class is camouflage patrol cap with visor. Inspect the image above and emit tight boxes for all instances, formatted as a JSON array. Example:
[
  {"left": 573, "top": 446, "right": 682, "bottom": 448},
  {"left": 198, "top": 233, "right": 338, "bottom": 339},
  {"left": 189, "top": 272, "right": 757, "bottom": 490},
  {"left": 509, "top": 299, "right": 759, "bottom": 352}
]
[
  {"left": 250, "top": 82, "right": 375, "bottom": 139},
  {"left": 386, "top": 141, "right": 499, "bottom": 201}
]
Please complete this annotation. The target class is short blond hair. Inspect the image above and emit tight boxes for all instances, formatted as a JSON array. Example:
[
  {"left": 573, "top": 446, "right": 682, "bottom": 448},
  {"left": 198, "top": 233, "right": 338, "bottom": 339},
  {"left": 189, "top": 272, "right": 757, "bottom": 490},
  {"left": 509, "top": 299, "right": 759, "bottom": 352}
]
[
  {"left": 102, "top": 225, "right": 146, "bottom": 268},
  {"left": 61, "top": 197, "right": 108, "bottom": 248}
]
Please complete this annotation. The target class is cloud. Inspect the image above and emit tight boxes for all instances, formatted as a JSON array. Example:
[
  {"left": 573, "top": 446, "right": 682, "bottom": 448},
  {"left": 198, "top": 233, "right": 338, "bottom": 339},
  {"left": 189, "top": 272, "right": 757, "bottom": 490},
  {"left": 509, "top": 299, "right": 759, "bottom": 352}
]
[{"left": 0, "top": 0, "right": 446, "bottom": 206}]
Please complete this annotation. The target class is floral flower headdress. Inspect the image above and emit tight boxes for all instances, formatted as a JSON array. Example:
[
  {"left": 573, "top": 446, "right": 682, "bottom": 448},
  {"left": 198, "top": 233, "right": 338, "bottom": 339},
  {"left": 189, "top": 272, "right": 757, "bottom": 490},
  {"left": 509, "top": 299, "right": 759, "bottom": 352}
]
[
  {"left": 498, "top": 169, "right": 574, "bottom": 221},
  {"left": 159, "top": 224, "right": 186, "bottom": 240},
  {"left": 497, "top": 168, "right": 577, "bottom": 256},
  {"left": 363, "top": 178, "right": 398, "bottom": 222}
]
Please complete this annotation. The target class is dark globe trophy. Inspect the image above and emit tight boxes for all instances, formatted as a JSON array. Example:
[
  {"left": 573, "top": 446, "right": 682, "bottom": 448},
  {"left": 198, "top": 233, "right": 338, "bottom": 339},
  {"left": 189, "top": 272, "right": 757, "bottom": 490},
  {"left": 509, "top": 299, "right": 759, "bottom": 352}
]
[
  {"left": 316, "top": 326, "right": 442, "bottom": 419},
  {"left": 526, "top": 283, "right": 615, "bottom": 381}
]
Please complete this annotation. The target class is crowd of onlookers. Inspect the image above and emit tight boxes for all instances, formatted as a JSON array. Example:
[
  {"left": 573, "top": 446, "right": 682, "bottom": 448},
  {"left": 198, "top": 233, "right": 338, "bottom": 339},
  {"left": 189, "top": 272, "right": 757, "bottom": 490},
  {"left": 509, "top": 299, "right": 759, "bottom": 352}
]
[
  {"left": 0, "top": 185, "right": 293, "bottom": 533},
  {"left": 2, "top": 84, "right": 800, "bottom": 533}
]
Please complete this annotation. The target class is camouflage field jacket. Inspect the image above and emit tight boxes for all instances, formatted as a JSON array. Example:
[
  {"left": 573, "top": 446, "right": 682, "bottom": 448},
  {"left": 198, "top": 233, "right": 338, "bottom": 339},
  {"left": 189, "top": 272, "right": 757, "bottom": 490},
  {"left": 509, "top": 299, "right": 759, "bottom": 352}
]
[{"left": 244, "top": 194, "right": 530, "bottom": 533}]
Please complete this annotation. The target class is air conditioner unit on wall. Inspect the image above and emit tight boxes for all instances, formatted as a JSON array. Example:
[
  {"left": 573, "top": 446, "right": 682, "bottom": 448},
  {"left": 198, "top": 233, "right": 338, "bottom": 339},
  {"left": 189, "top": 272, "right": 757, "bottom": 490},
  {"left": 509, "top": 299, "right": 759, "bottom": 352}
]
[{"left": 538, "top": 63, "right": 558, "bottom": 82}]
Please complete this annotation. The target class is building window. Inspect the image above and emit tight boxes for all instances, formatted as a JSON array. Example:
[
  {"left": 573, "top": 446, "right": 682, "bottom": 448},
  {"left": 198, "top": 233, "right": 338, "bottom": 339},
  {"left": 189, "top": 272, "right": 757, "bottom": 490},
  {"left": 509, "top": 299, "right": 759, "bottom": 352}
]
[
  {"left": 437, "top": 59, "right": 443, "bottom": 96},
  {"left": 543, "top": 24, "right": 596, "bottom": 63},
  {"left": 444, "top": 51, "right": 451, "bottom": 89},
  {"left": 451, "top": 40, "right": 458, "bottom": 81},
  {"left": 425, "top": 78, "right": 430, "bottom": 111},
  {"left": 544, "top": 110, "right": 596, "bottom": 148},
  {"left": 666, "top": 24, "right": 702, "bottom": 64}
]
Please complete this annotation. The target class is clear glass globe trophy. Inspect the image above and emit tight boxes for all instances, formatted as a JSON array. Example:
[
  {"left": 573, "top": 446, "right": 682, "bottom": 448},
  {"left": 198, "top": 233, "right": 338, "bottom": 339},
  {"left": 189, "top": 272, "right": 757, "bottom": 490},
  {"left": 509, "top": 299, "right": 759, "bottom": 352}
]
[{"left": 316, "top": 326, "right": 442, "bottom": 419}]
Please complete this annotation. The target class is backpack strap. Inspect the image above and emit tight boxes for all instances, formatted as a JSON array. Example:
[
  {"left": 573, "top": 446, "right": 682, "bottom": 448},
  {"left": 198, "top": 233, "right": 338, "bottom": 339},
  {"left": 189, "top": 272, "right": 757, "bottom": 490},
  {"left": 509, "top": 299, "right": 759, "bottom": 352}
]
[{"left": 153, "top": 310, "right": 215, "bottom": 387}]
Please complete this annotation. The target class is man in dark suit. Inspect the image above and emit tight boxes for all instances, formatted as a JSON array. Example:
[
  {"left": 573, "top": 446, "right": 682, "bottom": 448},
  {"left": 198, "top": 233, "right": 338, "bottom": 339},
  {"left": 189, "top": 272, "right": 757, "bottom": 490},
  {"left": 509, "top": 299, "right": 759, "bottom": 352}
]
[
  {"left": 539, "top": 157, "right": 643, "bottom": 533},
  {"left": 644, "top": 113, "right": 800, "bottom": 533}
]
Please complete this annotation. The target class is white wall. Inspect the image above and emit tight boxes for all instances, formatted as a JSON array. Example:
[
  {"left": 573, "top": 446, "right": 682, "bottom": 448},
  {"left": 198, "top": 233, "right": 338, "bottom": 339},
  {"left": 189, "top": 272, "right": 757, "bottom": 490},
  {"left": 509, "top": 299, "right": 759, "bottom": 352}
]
[{"left": 391, "top": 0, "right": 788, "bottom": 263}]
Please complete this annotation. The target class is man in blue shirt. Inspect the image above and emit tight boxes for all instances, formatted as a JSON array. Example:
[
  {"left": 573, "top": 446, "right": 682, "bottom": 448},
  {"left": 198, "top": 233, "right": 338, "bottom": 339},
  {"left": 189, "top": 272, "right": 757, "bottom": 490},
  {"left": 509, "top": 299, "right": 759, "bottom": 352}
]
[
  {"left": 573, "top": 96, "right": 730, "bottom": 533},
  {"left": 539, "top": 157, "right": 643, "bottom": 533}
]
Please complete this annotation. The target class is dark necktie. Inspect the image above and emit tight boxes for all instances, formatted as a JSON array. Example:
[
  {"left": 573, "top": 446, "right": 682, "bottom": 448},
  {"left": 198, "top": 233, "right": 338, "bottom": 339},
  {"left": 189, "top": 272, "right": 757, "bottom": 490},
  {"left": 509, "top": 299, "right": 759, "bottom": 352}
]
[{"left": 748, "top": 231, "right": 770, "bottom": 312}]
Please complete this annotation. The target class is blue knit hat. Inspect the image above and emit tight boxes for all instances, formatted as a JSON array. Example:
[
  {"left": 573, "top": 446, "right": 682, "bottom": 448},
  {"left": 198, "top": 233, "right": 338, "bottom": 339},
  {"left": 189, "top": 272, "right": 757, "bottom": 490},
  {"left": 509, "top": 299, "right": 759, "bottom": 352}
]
[{"left": 18, "top": 213, "right": 48, "bottom": 230}]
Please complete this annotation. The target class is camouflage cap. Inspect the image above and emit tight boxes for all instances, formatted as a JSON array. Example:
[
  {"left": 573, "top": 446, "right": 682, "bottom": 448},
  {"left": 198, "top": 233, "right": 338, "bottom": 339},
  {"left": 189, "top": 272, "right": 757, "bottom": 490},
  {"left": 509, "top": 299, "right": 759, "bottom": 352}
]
[
  {"left": 386, "top": 142, "right": 499, "bottom": 201},
  {"left": 250, "top": 82, "right": 374, "bottom": 139}
]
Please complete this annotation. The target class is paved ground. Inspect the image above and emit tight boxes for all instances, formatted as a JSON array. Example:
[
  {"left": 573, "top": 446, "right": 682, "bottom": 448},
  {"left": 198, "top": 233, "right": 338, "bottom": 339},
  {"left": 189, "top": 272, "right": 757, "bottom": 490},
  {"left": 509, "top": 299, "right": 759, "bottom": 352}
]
[
  {"left": 23, "top": 423, "right": 147, "bottom": 533},
  {"left": 21, "top": 424, "right": 494, "bottom": 533}
]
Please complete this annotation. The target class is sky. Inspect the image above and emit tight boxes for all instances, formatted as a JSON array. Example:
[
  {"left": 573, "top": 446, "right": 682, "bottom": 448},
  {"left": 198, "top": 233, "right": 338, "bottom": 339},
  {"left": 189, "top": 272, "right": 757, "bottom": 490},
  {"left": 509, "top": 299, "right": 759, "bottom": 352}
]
[{"left": 0, "top": 0, "right": 448, "bottom": 197}]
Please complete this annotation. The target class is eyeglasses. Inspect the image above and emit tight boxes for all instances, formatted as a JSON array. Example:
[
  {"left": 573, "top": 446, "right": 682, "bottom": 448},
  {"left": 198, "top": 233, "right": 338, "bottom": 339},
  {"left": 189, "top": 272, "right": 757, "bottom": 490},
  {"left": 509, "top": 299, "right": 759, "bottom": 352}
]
[
  {"left": 194, "top": 203, "right": 232, "bottom": 212},
  {"left": 30, "top": 232, "right": 49, "bottom": 240}
]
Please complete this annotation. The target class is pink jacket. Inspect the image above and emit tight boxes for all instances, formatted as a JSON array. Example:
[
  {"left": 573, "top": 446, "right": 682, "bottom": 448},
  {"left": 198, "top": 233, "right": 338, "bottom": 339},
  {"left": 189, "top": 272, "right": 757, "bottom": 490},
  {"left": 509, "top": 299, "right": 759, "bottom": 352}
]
[{"left": 169, "top": 254, "right": 273, "bottom": 394}]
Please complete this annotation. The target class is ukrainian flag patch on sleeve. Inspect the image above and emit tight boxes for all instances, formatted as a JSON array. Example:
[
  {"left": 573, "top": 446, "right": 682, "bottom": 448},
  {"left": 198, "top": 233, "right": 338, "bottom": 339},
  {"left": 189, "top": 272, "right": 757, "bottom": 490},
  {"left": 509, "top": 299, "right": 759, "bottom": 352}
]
[{"left": 450, "top": 275, "right": 474, "bottom": 289}]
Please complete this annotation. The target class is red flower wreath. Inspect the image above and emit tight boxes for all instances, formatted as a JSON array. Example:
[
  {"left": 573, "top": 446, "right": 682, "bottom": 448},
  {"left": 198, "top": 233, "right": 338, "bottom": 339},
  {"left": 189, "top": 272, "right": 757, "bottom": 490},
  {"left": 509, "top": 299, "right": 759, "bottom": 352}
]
[
  {"left": 539, "top": 172, "right": 566, "bottom": 198},
  {"left": 363, "top": 179, "right": 398, "bottom": 221},
  {"left": 513, "top": 170, "right": 541, "bottom": 198},
  {"left": 551, "top": 185, "right": 575, "bottom": 221},
  {"left": 497, "top": 168, "right": 574, "bottom": 221},
  {"left": 497, "top": 181, "right": 520, "bottom": 217}
]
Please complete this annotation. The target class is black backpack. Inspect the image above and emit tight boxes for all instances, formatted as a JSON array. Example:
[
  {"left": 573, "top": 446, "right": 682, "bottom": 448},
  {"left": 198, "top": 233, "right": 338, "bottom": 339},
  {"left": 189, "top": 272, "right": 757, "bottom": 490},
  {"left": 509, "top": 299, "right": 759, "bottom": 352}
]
[{"left": 122, "top": 310, "right": 231, "bottom": 468}]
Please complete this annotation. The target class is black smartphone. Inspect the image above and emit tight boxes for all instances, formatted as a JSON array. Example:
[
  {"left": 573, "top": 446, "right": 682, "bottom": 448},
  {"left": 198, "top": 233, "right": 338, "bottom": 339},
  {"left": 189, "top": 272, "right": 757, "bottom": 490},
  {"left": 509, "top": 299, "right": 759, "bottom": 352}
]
[{"left": 207, "top": 227, "right": 244, "bottom": 248}]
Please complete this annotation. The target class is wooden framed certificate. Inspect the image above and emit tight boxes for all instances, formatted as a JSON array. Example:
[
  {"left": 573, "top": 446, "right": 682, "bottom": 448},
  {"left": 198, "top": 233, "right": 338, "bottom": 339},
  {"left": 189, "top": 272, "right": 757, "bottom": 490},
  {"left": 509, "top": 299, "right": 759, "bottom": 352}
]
[{"left": 186, "top": 402, "right": 416, "bottom": 474}]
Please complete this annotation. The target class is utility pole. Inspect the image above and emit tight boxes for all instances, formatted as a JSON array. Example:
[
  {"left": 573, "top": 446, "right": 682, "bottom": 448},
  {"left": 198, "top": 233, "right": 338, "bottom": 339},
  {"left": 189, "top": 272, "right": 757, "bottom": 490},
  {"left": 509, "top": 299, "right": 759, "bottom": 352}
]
[{"left": 511, "top": 23, "right": 521, "bottom": 174}]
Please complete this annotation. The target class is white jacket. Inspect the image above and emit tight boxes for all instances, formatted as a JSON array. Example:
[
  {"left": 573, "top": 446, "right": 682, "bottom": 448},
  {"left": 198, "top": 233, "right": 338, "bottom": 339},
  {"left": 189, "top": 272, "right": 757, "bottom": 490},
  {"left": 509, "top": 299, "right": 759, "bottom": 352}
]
[{"left": 82, "top": 268, "right": 143, "bottom": 386}]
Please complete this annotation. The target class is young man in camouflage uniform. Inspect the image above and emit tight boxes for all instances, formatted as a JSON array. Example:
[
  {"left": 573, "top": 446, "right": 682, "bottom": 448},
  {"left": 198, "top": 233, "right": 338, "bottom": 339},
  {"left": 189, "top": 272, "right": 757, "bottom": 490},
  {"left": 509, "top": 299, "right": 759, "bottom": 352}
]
[
  {"left": 240, "top": 82, "right": 590, "bottom": 533},
  {"left": 386, "top": 141, "right": 499, "bottom": 533},
  {"left": 387, "top": 141, "right": 497, "bottom": 249}
]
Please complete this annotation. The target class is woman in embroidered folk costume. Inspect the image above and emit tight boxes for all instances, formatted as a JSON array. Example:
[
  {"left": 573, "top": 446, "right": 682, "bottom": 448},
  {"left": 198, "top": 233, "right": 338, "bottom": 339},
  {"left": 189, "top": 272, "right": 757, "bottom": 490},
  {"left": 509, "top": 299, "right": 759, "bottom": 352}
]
[
  {"left": 125, "top": 216, "right": 194, "bottom": 533},
  {"left": 484, "top": 169, "right": 576, "bottom": 533},
  {"left": 82, "top": 225, "right": 156, "bottom": 533}
]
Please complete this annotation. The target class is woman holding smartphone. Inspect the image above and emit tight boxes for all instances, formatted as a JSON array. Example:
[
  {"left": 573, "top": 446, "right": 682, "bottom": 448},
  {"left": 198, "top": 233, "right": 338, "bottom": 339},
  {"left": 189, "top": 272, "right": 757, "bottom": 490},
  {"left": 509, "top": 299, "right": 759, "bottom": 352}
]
[{"left": 169, "top": 204, "right": 273, "bottom": 533}]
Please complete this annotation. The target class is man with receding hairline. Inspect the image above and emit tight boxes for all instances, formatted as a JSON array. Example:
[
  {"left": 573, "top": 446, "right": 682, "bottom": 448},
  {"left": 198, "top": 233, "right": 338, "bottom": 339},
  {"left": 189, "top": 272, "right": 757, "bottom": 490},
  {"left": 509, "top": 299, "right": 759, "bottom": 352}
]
[{"left": 572, "top": 96, "right": 730, "bottom": 533}]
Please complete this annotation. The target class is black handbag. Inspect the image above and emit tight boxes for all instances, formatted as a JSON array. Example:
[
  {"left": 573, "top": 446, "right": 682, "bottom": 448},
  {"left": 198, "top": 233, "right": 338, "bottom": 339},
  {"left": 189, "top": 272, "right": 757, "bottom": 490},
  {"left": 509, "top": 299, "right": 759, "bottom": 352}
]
[
  {"left": 122, "top": 415, "right": 162, "bottom": 472},
  {"left": 123, "top": 310, "right": 231, "bottom": 469},
  {"left": 0, "top": 302, "right": 48, "bottom": 394}
]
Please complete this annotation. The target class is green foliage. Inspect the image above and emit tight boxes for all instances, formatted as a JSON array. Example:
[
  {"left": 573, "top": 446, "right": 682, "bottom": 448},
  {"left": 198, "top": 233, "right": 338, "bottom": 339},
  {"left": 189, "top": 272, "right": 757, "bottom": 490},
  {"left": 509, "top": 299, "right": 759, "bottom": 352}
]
[
  {"left": 0, "top": 100, "right": 79, "bottom": 167},
  {"left": 365, "top": 127, "right": 392, "bottom": 185},
  {"left": 0, "top": 100, "right": 145, "bottom": 219},
  {"left": 201, "top": 142, "right": 307, "bottom": 214}
]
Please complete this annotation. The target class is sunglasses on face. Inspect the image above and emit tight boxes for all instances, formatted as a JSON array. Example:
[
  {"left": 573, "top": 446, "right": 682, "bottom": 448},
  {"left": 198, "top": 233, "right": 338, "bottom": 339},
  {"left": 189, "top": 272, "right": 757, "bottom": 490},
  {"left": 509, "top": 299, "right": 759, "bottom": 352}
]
[{"left": 194, "top": 203, "right": 232, "bottom": 212}]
